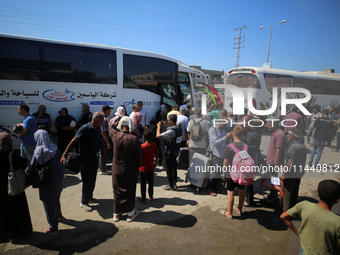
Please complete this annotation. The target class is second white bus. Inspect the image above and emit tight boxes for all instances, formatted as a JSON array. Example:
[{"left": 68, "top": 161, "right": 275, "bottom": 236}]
[{"left": 225, "top": 67, "right": 340, "bottom": 116}]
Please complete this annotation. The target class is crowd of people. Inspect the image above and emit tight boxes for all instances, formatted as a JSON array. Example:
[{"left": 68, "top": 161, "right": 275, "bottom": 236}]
[{"left": 0, "top": 101, "right": 339, "bottom": 254}]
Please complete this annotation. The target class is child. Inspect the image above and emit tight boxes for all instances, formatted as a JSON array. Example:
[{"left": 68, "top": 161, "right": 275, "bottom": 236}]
[
  {"left": 12, "top": 123, "right": 23, "bottom": 137},
  {"left": 280, "top": 180, "right": 340, "bottom": 255},
  {"left": 138, "top": 129, "right": 158, "bottom": 204}
]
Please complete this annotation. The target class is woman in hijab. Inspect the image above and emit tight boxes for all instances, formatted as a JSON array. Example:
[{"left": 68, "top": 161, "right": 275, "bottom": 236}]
[
  {"left": 131, "top": 112, "right": 145, "bottom": 142},
  {"left": 78, "top": 103, "right": 92, "bottom": 127},
  {"left": 29, "top": 130, "right": 64, "bottom": 235},
  {"left": 0, "top": 133, "right": 32, "bottom": 243},
  {"left": 55, "top": 107, "right": 76, "bottom": 154},
  {"left": 109, "top": 106, "right": 126, "bottom": 126}
]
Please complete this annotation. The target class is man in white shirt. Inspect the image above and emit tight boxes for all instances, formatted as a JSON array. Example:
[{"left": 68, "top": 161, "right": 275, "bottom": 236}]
[{"left": 177, "top": 107, "right": 189, "bottom": 147}]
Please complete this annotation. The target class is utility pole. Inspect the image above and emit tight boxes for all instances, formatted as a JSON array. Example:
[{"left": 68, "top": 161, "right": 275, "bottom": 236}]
[{"left": 233, "top": 26, "right": 246, "bottom": 68}]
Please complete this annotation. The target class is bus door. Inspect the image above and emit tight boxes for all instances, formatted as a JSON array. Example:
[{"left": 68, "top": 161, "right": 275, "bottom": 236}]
[{"left": 158, "top": 82, "right": 178, "bottom": 107}]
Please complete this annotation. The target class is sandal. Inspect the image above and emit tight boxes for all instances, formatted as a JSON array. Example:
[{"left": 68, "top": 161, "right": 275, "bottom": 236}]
[
  {"left": 219, "top": 209, "right": 233, "bottom": 220},
  {"left": 233, "top": 206, "right": 243, "bottom": 216}
]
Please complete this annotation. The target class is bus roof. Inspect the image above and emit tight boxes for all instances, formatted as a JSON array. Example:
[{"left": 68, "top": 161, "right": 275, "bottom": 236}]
[
  {"left": 228, "top": 66, "right": 340, "bottom": 80},
  {"left": 0, "top": 33, "right": 202, "bottom": 74}
]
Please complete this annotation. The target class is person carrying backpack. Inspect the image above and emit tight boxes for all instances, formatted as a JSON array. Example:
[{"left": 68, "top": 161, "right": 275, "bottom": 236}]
[
  {"left": 186, "top": 107, "right": 212, "bottom": 164},
  {"left": 156, "top": 114, "right": 182, "bottom": 191},
  {"left": 206, "top": 110, "right": 232, "bottom": 196},
  {"left": 219, "top": 125, "right": 254, "bottom": 220}
]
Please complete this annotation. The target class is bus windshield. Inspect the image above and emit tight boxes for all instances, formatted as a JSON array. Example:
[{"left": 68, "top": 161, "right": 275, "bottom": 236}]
[{"left": 227, "top": 73, "right": 261, "bottom": 88}]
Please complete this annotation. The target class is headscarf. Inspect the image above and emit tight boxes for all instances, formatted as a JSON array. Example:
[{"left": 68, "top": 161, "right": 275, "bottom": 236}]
[
  {"left": 61, "top": 107, "right": 68, "bottom": 115},
  {"left": 82, "top": 103, "right": 90, "bottom": 112},
  {"left": 117, "top": 116, "right": 135, "bottom": 133},
  {"left": 110, "top": 106, "right": 126, "bottom": 124},
  {"left": 132, "top": 112, "right": 142, "bottom": 137},
  {"left": 33, "top": 130, "right": 58, "bottom": 164},
  {"left": 57, "top": 107, "right": 75, "bottom": 126},
  {"left": 0, "top": 132, "right": 13, "bottom": 154},
  {"left": 78, "top": 104, "right": 91, "bottom": 124},
  {"left": 120, "top": 105, "right": 129, "bottom": 116},
  {"left": 115, "top": 106, "right": 125, "bottom": 117}
]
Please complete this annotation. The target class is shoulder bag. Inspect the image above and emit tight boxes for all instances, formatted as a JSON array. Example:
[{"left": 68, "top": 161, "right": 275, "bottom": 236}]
[
  {"left": 63, "top": 148, "right": 83, "bottom": 174},
  {"left": 26, "top": 148, "right": 53, "bottom": 188},
  {"left": 8, "top": 152, "right": 28, "bottom": 196}
]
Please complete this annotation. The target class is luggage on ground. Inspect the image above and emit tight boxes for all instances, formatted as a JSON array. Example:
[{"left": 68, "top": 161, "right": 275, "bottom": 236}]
[
  {"left": 177, "top": 147, "right": 189, "bottom": 166},
  {"left": 185, "top": 152, "right": 211, "bottom": 190}
]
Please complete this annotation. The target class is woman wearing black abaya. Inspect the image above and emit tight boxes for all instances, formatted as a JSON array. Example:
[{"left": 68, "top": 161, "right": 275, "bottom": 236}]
[
  {"left": 0, "top": 132, "right": 32, "bottom": 243},
  {"left": 55, "top": 107, "right": 76, "bottom": 154}
]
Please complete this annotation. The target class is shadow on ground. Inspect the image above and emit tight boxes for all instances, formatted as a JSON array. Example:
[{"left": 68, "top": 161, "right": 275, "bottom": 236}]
[
  {"left": 62, "top": 173, "right": 81, "bottom": 189},
  {"left": 136, "top": 197, "right": 198, "bottom": 210},
  {"left": 11, "top": 219, "right": 118, "bottom": 255},
  {"left": 239, "top": 209, "right": 287, "bottom": 231},
  {"left": 90, "top": 199, "right": 114, "bottom": 219},
  {"left": 134, "top": 210, "right": 197, "bottom": 228}
]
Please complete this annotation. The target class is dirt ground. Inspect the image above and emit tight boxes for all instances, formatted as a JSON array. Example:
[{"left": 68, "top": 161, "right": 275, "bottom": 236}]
[{"left": 1, "top": 134, "right": 339, "bottom": 255}]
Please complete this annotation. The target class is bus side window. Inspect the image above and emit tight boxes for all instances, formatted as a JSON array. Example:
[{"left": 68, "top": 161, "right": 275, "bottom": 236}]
[
  {"left": 264, "top": 74, "right": 291, "bottom": 92},
  {"left": 293, "top": 78, "right": 340, "bottom": 95},
  {"left": 0, "top": 39, "right": 41, "bottom": 81},
  {"left": 43, "top": 45, "right": 117, "bottom": 84}
]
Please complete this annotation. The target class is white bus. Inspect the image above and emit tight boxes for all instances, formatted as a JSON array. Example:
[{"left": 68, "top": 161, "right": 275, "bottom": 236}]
[
  {"left": 0, "top": 34, "right": 207, "bottom": 147},
  {"left": 225, "top": 67, "right": 340, "bottom": 116}
]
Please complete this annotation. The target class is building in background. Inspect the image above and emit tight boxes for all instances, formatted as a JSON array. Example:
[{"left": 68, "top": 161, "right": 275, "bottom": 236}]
[{"left": 190, "top": 65, "right": 224, "bottom": 85}]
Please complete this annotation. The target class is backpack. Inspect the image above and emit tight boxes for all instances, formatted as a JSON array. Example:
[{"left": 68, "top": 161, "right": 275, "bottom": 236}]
[
  {"left": 229, "top": 143, "right": 255, "bottom": 185},
  {"left": 190, "top": 118, "right": 204, "bottom": 142}
]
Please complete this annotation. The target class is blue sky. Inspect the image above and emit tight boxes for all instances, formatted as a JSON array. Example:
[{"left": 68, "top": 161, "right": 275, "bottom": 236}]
[{"left": 1, "top": 0, "right": 339, "bottom": 73}]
